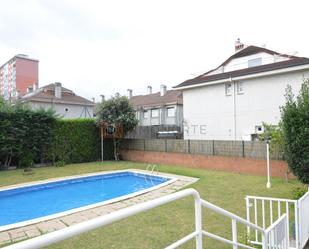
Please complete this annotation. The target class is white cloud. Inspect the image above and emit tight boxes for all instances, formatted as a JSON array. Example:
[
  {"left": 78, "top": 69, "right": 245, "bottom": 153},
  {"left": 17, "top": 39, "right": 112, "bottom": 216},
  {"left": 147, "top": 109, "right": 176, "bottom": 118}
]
[{"left": 1, "top": 0, "right": 309, "bottom": 100}]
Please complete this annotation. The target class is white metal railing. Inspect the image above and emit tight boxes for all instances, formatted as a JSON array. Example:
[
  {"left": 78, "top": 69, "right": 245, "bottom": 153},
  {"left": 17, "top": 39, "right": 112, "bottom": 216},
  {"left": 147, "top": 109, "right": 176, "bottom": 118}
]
[
  {"left": 3, "top": 189, "right": 203, "bottom": 249},
  {"left": 4, "top": 189, "right": 288, "bottom": 249},
  {"left": 246, "top": 191, "right": 309, "bottom": 249},
  {"left": 298, "top": 191, "right": 309, "bottom": 248},
  {"left": 265, "top": 214, "right": 289, "bottom": 249}
]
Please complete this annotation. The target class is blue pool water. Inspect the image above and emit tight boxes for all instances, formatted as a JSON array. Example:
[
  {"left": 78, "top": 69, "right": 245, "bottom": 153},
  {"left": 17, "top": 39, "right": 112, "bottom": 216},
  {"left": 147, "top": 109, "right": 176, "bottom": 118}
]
[{"left": 0, "top": 171, "right": 169, "bottom": 227}]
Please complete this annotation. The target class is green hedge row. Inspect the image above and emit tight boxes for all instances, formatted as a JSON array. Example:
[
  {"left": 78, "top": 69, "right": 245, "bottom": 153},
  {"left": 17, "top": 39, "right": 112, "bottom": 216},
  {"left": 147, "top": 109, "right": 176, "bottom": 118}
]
[
  {"left": 0, "top": 109, "right": 55, "bottom": 168},
  {"left": 0, "top": 111, "right": 113, "bottom": 168},
  {"left": 53, "top": 119, "right": 101, "bottom": 163}
]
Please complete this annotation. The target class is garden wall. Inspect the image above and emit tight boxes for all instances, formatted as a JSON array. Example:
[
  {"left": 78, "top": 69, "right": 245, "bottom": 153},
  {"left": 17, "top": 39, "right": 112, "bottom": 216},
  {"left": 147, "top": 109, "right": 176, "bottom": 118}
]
[
  {"left": 120, "top": 139, "right": 292, "bottom": 178},
  {"left": 120, "top": 150, "right": 292, "bottom": 178}
]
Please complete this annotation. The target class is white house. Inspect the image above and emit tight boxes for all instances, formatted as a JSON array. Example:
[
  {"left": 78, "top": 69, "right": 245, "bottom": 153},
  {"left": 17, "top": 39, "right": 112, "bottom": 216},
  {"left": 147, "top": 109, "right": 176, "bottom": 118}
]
[
  {"left": 21, "top": 82, "right": 94, "bottom": 119},
  {"left": 174, "top": 40, "right": 309, "bottom": 141}
]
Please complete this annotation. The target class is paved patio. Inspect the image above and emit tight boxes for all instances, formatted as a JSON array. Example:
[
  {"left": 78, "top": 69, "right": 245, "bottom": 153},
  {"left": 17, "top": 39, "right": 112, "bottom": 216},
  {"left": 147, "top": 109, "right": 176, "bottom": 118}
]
[{"left": 0, "top": 170, "right": 198, "bottom": 247}]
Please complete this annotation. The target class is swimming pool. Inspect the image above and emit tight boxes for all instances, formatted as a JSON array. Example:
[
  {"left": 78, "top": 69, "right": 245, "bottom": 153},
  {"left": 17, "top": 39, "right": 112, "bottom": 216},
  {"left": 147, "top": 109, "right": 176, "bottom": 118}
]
[{"left": 0, "top": 170, "right": 175, "bottom": 231}]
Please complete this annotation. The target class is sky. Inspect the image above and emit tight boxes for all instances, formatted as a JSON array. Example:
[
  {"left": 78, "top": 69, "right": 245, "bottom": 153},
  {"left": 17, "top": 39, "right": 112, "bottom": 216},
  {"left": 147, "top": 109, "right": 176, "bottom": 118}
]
[{"left": 1, "top": 0, "right": 309, "bottom": 101}]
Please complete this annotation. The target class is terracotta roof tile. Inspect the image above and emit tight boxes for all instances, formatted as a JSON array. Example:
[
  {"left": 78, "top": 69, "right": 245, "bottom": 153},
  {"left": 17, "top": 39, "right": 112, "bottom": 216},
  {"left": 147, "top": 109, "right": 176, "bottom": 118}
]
[
  {"left": 21, "top": 83, "right": 94, "bottom": 106},
  {"left": 129, "top": 90, "right": 182, "bottom": 108}
]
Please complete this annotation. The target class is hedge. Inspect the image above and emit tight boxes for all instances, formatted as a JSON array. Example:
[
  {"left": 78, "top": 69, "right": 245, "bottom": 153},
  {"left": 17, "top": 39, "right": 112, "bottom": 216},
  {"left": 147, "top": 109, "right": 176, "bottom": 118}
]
[
  {"left": 53, "top": 119, "right": 100, "bottom": 163},
  {"left": 0, "top": 110, "right": 113, "bottom": 168},
  {"left": 0, "top": 109, "right": 55, "bottom": 168}
]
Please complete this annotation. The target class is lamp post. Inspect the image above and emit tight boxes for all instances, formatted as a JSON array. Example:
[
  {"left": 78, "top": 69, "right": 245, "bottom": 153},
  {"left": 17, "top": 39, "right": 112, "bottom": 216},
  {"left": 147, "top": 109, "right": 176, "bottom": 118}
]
[{"left": 266, "top": 138, "right": 271, "bottom": 188}]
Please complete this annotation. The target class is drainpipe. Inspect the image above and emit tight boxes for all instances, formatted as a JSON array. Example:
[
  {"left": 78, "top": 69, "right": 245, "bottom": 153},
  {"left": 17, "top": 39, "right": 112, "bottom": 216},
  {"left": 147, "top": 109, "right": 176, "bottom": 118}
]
[{"left": 230, "top": 77, "right": 237, "bottom": 140}]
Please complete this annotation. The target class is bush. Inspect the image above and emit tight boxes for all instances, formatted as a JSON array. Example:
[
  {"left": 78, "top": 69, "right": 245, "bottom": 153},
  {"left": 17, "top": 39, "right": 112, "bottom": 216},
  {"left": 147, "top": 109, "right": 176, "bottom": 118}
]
[
  {"left": 0, "top": 107, "right": 56, "bottom": 169},
  {"left": 281, "top": 79, "right": 309, "bottom": 184},
  {"left": 0, "top": 98, "right": 113, "bottom": 168},
  {"left": 259, "top": 122, "right": 284, "bottom": 159},
  {"left": 54, "top": 119, "right": 114, "bottom": 163},
  {"left": 52, "top": 119, "right": 104, "bottom": 163},
  {"left": 291, "top": 186, "right": 308, "bottom": 200}
]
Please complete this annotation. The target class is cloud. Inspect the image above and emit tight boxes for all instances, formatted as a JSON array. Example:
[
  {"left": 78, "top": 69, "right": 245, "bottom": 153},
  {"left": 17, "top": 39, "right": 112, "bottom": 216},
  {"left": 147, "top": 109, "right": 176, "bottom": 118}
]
[{"left": 1, "top": 0, "right": 309, "bottom": 101}]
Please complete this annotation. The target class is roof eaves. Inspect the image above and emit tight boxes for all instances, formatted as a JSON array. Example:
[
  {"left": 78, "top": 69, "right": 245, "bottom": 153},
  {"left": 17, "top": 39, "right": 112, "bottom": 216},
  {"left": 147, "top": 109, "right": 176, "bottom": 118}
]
[{"left": 174, "top": 59, "right": 309, "bottom": 90}]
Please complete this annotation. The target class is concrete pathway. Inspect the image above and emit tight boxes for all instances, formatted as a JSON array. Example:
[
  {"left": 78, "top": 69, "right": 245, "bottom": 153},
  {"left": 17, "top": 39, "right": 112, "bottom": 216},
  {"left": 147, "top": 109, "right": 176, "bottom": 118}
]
[{"left": 0, "top": 170, "right": 198, "bottom": 247}]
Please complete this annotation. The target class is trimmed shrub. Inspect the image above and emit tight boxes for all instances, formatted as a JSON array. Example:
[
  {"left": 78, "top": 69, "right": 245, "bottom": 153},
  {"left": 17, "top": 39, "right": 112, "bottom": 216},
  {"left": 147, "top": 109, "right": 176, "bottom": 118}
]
[
  {"left": 52, "top": 119, "right": 100, "bottom": 163},
  {"left": 0, "top": 108, "right": 56, "bottom": 168},
  {"left": 281, "top": 80, "right": 309, "bottom": 184},
  {"left": 0, "top": 103, "right": 113, "bottom": 168}
]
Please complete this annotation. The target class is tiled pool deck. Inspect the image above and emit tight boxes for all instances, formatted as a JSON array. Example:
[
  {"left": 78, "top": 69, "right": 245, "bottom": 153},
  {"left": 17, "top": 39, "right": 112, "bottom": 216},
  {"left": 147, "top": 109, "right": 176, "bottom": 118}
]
[{"left": 0, "top": 169, "right": 198, "bottom": 246}]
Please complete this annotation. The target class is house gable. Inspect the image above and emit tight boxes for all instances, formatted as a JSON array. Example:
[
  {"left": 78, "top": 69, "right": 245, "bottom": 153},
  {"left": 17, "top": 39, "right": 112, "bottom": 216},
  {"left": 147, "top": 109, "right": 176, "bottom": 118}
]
[{"left": 174, "top": 45, "right": 309, "bottom": 89}]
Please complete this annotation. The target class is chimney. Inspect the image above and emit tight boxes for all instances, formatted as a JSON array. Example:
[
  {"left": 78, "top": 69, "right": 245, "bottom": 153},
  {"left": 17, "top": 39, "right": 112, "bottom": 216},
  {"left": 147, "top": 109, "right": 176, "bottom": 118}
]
[
  {"left": 27, "top": 86, "right": 33, "bottom": 93},
  {"left": 234, "top": 38, "right": 244, "bottom": 52},
  {"left": 33, "top": 82, "right": 38, "bottom": 91},
  {"left": 127, "top": 89, "right": 132, "bottom": 99},
  {"left": 147, "top": 85, "right": 152, "bottom": 94},
  {"left": 54, "top": 82, "right": 62, "bottom": 99},
  {"left": 92, "top": 97, "right": 95, "bottom": 103},
  {"left": 100, "top": 94, "right": 105, "bottom": 102},
  {"left": 160, "top": 84, "right": 167, "bottom": 96}
]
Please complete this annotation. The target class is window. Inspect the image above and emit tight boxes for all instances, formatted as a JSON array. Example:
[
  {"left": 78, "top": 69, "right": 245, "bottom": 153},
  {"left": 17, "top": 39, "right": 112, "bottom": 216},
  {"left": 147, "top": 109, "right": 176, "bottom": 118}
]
[
  {"left": 248, "top": 58, "right": 262, "bottom": 68},
  {"left": 225, "top": 83, "right": 232, "bottom": 96},
  {"left": 167, "top": 107, "right": 175, "bottom": 117},
  {"left": 237, "top": 82, "right": 244, "bottom": 94},
  {"left": 143, "top": 110, "right": 149, "bottom": 119},
  {"left": 255, "top": 125, "right": 263, "bottom": 133},
  {"left": 151, "top": 108, "right": 159, "bottom": 118}
]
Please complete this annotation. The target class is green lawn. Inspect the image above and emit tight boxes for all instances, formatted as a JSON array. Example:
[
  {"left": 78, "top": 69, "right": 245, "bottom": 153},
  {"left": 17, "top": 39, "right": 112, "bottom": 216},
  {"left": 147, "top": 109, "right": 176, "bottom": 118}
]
[{"left": 0, "top": 161, "right": 302, "bottom": 249}]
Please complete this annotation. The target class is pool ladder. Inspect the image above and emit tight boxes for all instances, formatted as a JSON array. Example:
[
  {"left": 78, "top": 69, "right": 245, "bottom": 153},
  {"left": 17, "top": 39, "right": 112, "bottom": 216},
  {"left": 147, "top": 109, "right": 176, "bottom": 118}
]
[{"left": 146, "top": 164, "right": 159, "bottom": 175}]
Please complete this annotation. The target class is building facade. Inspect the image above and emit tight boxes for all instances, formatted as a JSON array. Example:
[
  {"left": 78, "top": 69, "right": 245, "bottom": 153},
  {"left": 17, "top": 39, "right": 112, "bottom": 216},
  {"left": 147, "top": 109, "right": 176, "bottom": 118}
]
[
  {"left": 21, "top": 82, "right": 94, "bottom": 119},
  {"left": 174, "top": 40, "right": 309, "bottom": 141},
  {"left": 126, "top": 85, "right": 183, "bottom": 138},
  {"left": 0, "top": 54, "right": 38, "bottom": 99}
]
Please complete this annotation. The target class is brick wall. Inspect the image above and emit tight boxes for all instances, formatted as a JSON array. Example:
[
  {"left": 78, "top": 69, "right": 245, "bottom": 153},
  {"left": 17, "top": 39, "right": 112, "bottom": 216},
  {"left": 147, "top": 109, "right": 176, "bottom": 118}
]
[{"left": 120, "top": 149, "right": 294, "bottom": 179}]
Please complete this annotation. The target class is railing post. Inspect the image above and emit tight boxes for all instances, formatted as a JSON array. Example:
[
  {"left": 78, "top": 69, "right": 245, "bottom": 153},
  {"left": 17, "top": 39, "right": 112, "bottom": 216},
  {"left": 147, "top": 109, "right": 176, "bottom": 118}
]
[
  {"left": 194, "top": 196, "right": 203, "bottom": 249},
  {"left": 232, "top": 218, "right": 237, "bottom": 249},
  {"left": 285, "top": 216, "right": 289, "bottom": 249},
  {"left": 261, "top": 232, "right": 267, "bottom": 249},
  {"left": 245, "top": 197, "right": 250, "bottom": 236},
  {"left": 295, "top": 201, "right": 299, "bottom": 249}
]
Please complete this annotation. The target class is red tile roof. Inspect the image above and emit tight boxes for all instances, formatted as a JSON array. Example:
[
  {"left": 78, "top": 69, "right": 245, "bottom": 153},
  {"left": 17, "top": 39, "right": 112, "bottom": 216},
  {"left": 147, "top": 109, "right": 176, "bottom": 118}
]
[
  {"left": 22, "top": 83, "right": 94, "bottom": 106},
  {"left": 129, "top": 90, "right": 183, "bottom": 108}
]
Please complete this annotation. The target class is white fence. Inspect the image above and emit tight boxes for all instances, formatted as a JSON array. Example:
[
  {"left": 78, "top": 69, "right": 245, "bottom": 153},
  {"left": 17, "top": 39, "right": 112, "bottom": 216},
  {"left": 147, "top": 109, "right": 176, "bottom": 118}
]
[
  {"left": 265, "top": 214, "right": 289, "bottom": 249},
  {"left": 299, "top": 191, "right": 309, "bottom": 248},
  {"left": 246, "top": 191, "right": 309, "bottom": 249},
  {"left": 3, "top": 188, "right": 289, "bottom": 249}
]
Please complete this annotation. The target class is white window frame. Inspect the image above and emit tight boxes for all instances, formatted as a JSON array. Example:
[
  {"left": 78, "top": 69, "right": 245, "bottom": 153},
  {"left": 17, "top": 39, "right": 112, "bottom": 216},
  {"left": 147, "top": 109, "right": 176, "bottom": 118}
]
[
  {"left": 166, "top": 106, "right": 176, "bottom": 117},
  {"left": 237, "top": 82, "right": 244, "bottom": 94},
  {"left": 143, "top": 110, "right": 149, "bottom": 119},
  {"left": 225, "top": 83, "right": 232, "bottom": 96},
  {"left": 151, "top": 108, "right": 159, "bottom": 118}
]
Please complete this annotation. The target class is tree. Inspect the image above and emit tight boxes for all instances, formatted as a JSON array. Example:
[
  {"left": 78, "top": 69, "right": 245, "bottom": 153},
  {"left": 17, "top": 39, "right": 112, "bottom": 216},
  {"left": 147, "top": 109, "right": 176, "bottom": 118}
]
[
  {"left": 259, "top": 122, "right": 284, "bottom": 159},
  {"left": 97, "top": 94, "right": 138, "bottom": 160},
  {"left": 281, "top": 79, "right": 309, "bottom": 184}
]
